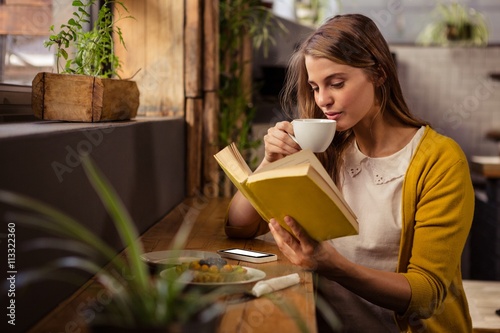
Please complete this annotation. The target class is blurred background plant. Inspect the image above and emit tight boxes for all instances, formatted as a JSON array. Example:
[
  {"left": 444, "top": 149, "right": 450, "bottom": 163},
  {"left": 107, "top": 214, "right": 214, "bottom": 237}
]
[
  {"left": 294, "top": 0, "right": 342, "bottom": 27},
  {"left": 417, "top": 2, "right": 489, "bottom": 46},
  {"left": 218, "top": 0, "right": 286, "bottom": 196}
]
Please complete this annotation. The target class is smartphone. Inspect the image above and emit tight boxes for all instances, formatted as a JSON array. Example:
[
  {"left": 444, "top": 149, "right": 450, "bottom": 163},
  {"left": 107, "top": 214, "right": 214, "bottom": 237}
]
[{"left": 217, "top": 248, "right": 278, "bottom": 263}]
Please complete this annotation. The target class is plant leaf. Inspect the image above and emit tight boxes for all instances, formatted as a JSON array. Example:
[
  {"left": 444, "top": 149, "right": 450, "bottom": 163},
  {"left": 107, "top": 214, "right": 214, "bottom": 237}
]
[
  {"left": 2, "top": 209, "right": 118, "bottom": 264},
  {"left": 80, "top": 155, "right": 149, "bottom": 294}
]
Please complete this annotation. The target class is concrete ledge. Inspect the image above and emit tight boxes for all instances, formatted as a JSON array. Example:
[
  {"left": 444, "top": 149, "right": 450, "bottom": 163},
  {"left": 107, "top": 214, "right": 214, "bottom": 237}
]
[
  {"left": 0, "top": 116, "right": 166, "bottom": 139},
  {"left": 0, "top": 116, "right": 186, "bottom": 333}
]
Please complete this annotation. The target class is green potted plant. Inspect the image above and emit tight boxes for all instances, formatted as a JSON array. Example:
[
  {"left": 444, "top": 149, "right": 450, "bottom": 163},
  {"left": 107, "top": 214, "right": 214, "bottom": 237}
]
[
  {"left": 32, "top": 0, "right": 140, "bottom": 122},
  {"left": 417, "top": 2, "right": 489, "bottom": 46},
  {"left": 218, "top": 0, "right": 286, "bottom": 196},
  {"left": 0, "top": 156, "right": 223, "bottom": 332}
]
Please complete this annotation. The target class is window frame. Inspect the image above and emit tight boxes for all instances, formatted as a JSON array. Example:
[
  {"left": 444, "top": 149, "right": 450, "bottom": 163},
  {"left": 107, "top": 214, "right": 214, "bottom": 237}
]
[
  {"left": 0, "top": 83, "right": 35, "bottom": 122},
  {"left": 0, "top": 1, "right": 101, "bottom": 122}
]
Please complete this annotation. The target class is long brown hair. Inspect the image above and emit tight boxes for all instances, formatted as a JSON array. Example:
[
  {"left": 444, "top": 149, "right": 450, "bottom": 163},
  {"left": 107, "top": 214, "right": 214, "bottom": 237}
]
[{"left": 280, "top": 14, "right": 427, "bottom": 184}]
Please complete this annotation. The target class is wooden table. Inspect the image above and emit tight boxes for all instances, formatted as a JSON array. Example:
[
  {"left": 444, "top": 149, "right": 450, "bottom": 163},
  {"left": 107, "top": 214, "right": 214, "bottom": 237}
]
[
  {"left": 463, "top": 280, "right": 500, "bottom": 333},
  {"left": 28, "top": 198, "right": 317, "bottom": 333},
  {"left": 470, "top": 156, "right": 500, "bottom": 203}
]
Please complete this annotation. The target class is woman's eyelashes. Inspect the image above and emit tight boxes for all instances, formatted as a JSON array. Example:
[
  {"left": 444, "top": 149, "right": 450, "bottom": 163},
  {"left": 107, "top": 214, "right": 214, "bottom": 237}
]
[
  {"left": 331, "top": 81, "right": 345, "bottom": 89},
  {"left": 310, "top": 81, "right": 345, "bottom": 93}
]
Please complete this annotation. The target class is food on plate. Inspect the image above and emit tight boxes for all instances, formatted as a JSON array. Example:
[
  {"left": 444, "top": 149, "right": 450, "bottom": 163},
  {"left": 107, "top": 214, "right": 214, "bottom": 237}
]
[{"left": 175, "top": 257, "right": 249, "bottom": 283}]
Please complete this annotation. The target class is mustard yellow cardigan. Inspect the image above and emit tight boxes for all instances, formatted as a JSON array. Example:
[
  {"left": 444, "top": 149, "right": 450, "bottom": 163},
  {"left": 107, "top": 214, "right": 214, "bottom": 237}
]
[
  {"left": 396, "top": 126, "right": 473, "bottom": 332},
  {"left": 225, "top": 126, "right": 474, "bottom": 332}
]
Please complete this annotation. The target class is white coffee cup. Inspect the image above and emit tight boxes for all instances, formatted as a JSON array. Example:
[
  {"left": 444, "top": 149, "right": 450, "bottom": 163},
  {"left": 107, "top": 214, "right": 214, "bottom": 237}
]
[{"left": 289, "top": 119, "right": 336, "bottom": 152}]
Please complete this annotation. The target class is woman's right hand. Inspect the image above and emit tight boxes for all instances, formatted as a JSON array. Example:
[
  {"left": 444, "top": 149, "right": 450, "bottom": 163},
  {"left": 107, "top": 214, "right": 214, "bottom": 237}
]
[{"left": 261, "top": 121, "right": 301, "bottom": 165}]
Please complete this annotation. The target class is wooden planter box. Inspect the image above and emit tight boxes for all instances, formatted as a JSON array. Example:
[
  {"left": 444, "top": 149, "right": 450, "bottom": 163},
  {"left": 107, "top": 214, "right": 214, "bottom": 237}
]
[{"left": 32, "top": 72, "right": 140, "bottom": 122}]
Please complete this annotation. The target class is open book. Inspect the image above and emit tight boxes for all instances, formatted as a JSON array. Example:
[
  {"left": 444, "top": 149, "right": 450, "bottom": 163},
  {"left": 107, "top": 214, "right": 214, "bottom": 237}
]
[{"left": 214, "top": 143, "right": 359, "bottom": 241}]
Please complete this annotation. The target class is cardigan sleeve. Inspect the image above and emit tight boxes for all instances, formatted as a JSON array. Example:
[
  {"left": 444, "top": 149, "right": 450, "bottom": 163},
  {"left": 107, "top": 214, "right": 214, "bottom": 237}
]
[{"left": 399, "top": 132, "right": 474, "bottom": 323}]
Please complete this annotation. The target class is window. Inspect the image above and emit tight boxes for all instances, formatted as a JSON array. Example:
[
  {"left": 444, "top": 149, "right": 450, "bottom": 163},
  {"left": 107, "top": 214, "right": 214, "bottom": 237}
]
[
  {"left": 0, "top": 0, "right": 98, "bottom": 120},
  {"left": 0, "top": 0, "right": 54, "bottom": 85}
]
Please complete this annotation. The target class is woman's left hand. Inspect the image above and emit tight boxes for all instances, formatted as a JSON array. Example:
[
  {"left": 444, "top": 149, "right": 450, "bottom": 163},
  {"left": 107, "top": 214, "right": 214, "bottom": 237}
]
[
  {"left": 270, "top": 216, "right": 413, "bottom": 313},
  {"left": 269, "top": 216, "right": 329, "bottom": 271}
]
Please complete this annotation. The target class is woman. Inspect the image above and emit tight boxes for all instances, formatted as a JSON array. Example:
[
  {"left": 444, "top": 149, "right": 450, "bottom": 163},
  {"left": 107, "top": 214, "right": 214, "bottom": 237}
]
[{"left": 225, "top": 14, "right": 474, "bottom": 333}]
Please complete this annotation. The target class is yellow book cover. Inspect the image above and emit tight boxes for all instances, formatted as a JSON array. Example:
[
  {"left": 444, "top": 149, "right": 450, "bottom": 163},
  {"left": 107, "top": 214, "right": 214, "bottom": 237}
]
[{"left": 214, "top": 143, "right": 359, "bottom": 241}]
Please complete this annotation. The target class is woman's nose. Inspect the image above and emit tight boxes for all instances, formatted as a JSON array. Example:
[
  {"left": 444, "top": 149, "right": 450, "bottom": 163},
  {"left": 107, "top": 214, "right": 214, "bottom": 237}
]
[{"left": 316, "top": 89, "right": 333, "bottom": 108}]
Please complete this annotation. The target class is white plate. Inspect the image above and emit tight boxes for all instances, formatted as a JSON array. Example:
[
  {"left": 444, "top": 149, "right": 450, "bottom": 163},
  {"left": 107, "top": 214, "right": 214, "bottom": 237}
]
[
  {"left": 159, "top": 266, "right": 266, "bottom": 287},
  {"left": 141, "top": 250, "right": 220, "bottom": 266}
]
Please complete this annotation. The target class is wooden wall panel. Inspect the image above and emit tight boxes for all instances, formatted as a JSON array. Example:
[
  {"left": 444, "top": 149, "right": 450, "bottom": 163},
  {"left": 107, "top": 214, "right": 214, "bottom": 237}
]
[
  {"left": 0, "top": 2, "right": 52, "bottom": 35},
  {"left": 115, "top": 0, "right": 220, "bottom": 197},
  {"left": 186, "top": 98, "right": 203, "bottom": 197},
  {"left": 203, "top": 0, "right": 219, "bottom": 92},
  {"left": 186, "top": 0, "right": 221, "bottom": 197},
  {"left": 202, "top": 0, "right": 220, "bottom": 197},
  {"left": 116, "top": 0, "right": 184, "bottom": 116},
  {"left": 185, "top": 0, "right": 202, "bottom": 98},
  {"left": 5, "top": 0, "right": 50, "bottom": 4},
  {"left": 203, "top": 91, "right": 220, "bottom": 198},
  {"left": 114, "top": 1, "right": 145, "bottom": 81}
]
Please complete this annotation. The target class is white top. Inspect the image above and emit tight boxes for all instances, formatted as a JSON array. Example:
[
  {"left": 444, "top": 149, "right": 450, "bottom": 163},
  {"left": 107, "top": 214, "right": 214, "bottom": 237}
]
[{"left": 324, "top": 126, "right": 425, "bottom": 332}]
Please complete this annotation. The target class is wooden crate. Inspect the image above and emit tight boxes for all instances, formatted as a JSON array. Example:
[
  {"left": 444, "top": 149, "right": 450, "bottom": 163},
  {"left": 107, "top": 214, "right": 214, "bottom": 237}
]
[{"left": 32, "top": 72, "right": 140, "bottom": 122}]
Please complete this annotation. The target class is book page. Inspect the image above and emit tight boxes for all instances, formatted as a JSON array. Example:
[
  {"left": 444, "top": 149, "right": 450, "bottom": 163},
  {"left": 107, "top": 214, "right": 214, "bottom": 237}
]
[
  {"left": 256, "top": 149, "right": 339, "bottom": 197},
  {"left": 255, "top": 149, "right": 314, "bottom": 173},
  {"left": 213, "top": 143, "right": 253, "bottom": 183},
  {"left": 249, "top": 163, "right": 310, "bottom": 182}
]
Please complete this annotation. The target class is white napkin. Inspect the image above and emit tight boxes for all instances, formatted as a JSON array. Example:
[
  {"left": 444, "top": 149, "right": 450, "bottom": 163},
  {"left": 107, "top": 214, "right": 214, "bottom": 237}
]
[{"left": 251, "top": 273, "right": 301, "bottom": 297}]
